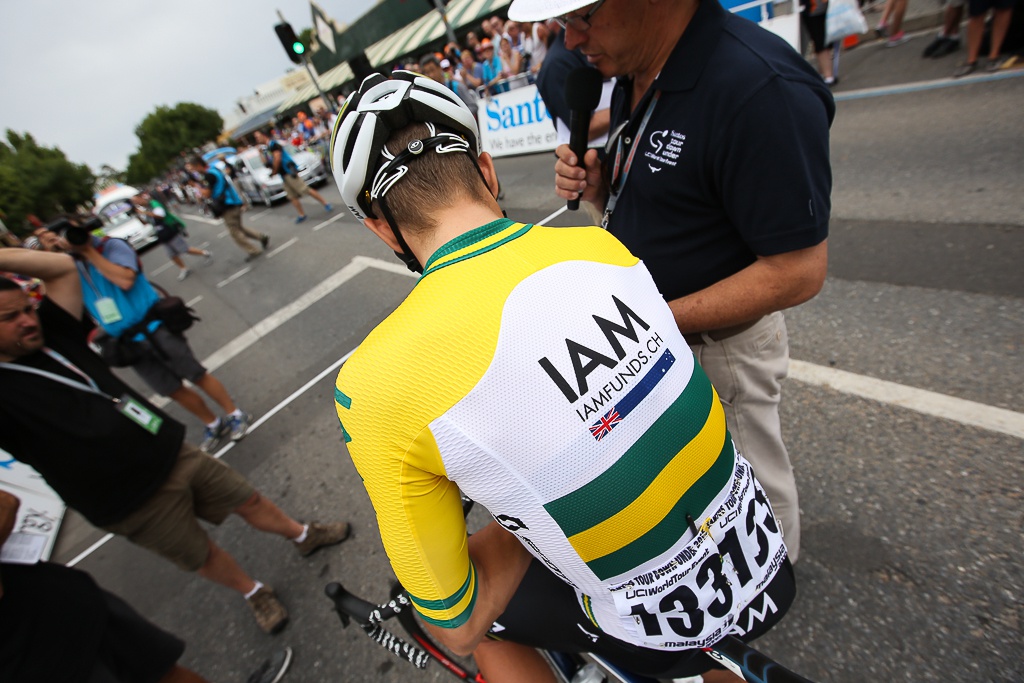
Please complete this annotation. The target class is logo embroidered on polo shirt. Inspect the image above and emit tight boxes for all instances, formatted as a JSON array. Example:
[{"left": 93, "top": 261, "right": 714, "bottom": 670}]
[{"left": 645, "top": 129, "right": 686, "bottom": 169}]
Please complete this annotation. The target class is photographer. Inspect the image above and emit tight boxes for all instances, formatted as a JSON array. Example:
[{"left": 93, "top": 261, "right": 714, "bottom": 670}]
[
  {"left": 37, "top": 215, "right": 252, "bottom": 453},
  {"left": 132, "top": 193, "right": 211, "bottom": 281},
  {"left": 186, "top": 157, "right": 267, "bottom": 261}
]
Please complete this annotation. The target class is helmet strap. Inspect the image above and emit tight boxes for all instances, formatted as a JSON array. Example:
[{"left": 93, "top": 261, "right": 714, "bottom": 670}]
[{"left": 378, "top": 195, "right": 423, "bottom": 274}]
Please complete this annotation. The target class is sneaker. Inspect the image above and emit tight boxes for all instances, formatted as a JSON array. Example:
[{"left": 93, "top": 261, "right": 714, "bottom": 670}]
[
  {"left": 228, "top": 411, "right": 252, "bottom": 441},
  {"left": 885, "top": 31, "right": 909, "bottom": 47},
  {"left": 294, "top": 521, "right": 351, "bottom": 557},
  {"left": 259, "top": 234, "right": 270, "bottom": 249},
  {"left": 323, "top": 203, "right": 333, "bottom": 213},
  {"left": 932, "top": 36, "right": 960, "bottom": 58},
  {"left": 824, "top": 75, "right": 838, "bottom": 87},
  {"left": 295, "top": 215, "right": 308, "bottom": 224},
  {"left": 953, "top": 61, "right": 977, "bottom": 78},
  {"left": 922, "top": 35, "right": 947, "bottom": 58},
  {"left": 986, "top": 55, "right": 1013, "bottom": 71},
  {"left": 874, "top": 23, "right": 888, "bottom": 38},
  {"left": 202, "top": 250, "right": 213, "bottom": 263},
  {"left": 246, "top": 647, "right": 293, "bottom": 683},
  {"left": 200, "top": 420, "right": 230, "bottom": 452},
  {"left": 177, "top": 268, "right": 191, "bottom": 282},
  {"left": 248, "top": 586, "right": 289, "bottom": 635}
]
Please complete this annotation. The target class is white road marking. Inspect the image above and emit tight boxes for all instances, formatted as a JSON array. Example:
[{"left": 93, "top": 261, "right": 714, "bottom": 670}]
[
  {"left": 312, "top": 213, "right": 347, "bottom": 231},
  {"left": 216, "top": 266, "right": 252, "bottom": 288},
  {"left": 186, "top": 295, "right": 203, "bottom": 308},
  {"left": 789, "top": 361, "right": 1024, "bottom": 440},
  {"left": 217, "top": 230, "right": 228, "bottom": 239},
  {"left": 267, "top": 237, "right": 298, "bottom": 258},
  {"left": 248, "top": 209, "right": 272, "bottom": 220},
  {"left": 183, "top": 214, "right": 221, "bottom": 225},
  {"left": 151, "top": 261, "right": 174, "bottom": 276}
]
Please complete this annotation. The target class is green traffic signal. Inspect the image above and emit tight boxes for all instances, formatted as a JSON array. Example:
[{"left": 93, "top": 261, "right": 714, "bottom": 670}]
[{"left": 292, "top": 41, "right": 305, "bottom": 55}]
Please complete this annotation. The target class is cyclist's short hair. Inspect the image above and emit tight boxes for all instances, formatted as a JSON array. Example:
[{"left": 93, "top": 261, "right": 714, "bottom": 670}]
[{"left": 369, "top": 123, "right": 492, "bottom": 235}]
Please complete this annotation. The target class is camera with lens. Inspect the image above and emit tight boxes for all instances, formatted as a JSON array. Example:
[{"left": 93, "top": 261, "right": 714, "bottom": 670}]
[{"left": 48, "top": 215, "right": 103, "bottom": 246}]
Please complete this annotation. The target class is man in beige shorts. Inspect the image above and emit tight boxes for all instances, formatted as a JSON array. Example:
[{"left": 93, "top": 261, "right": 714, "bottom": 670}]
[{"left": 254, "top": 130, "right": 333, "bottom": 225}]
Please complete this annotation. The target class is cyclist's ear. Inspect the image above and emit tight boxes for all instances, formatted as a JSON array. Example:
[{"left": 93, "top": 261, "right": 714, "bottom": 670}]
[
  {"left": 363, "top": 215, "right": 403, "bottom": 252},
  {"left": 477, "top": 152, "right": 501, "bottom": 201}
]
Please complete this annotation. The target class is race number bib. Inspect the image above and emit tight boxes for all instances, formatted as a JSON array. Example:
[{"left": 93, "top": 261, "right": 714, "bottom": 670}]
[{"left": 608, "top": 458, "right": 786, "bottom": 649}]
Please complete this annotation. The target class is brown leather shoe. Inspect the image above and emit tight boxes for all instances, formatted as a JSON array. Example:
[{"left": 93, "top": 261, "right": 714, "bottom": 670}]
[
  {"left": 295, "top": 521, "right": 351, "bottom": 557},
  {"left": 248, "top": 585, "right": 288, "bottom": 634}
]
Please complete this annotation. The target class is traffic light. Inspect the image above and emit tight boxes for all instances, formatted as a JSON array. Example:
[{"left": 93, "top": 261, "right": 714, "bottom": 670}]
[{"left": 274, "top": 22, "right": 305, "bottom": 64}]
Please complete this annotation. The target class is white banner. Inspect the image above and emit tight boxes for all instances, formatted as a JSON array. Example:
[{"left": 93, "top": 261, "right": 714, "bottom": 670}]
[{"left": 477, "top": 84, "right": 559, "bottom": 158}]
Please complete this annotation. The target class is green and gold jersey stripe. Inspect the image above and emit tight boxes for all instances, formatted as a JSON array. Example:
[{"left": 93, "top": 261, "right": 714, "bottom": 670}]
[
  {"left": 409, "top": 561, "right": 478, "bottom": 628},
  {"left": 543, "top": 370, "right": 733, "bottom": 580},
  {"left": 586, "top": 437, "right": 735, "bottom": 580}
]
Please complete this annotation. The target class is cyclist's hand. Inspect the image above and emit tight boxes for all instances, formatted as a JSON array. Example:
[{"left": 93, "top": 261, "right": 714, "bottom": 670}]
[{"left": 554, "top": 144, "right": 606, "bottom": 209}]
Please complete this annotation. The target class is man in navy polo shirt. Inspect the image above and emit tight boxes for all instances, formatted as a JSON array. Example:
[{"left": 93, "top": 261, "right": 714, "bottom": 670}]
[{"left": 510, "top": 0, "right": 835, "bottom": 563}]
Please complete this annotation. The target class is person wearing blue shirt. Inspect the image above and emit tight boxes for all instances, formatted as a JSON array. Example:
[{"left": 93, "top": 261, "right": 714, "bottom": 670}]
[
  {"left": 189, "top": 156, "right": 268, "bottom": 260},
  {"left": 253, "top": 131, "right": 333, "bottom": 225},
  {"left": 70, "top": 222, "right": 254, "bottom": 452}
]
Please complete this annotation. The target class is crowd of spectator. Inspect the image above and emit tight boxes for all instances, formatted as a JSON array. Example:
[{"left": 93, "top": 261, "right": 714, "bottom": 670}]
[{"left": 393, "top": 15, "right": 559, "bottom": 110}]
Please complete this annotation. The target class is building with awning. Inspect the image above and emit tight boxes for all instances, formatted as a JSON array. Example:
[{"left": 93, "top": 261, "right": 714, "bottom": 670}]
[{"left": 276, "top": 62, "right": 354, "bottom": 114}]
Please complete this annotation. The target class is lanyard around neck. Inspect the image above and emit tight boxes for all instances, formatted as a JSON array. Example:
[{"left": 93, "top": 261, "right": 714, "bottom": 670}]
[
  {"left": 0, "top": 347, "right": 119, "bottom": 403},
  {"left": 602, "top": 90, "right": 661, "bottom": 230}
]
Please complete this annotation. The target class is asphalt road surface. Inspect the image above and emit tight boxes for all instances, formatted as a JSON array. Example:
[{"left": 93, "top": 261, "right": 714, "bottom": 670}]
[{"left": 52, "top": 37, "right": 1022, "bottom": 683}]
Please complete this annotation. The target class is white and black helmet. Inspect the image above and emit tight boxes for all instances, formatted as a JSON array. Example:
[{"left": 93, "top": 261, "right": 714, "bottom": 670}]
[{"left": 330, "top": 71, "right": 481, "bottom": 222}]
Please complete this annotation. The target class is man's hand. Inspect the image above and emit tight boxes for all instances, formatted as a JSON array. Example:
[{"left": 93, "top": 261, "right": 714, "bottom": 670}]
[{"left": 554, "top": 144, "right": 607, "bottom": 209}]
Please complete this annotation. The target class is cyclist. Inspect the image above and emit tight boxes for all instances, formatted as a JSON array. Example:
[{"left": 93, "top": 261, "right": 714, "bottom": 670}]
[{"left": 330, "top": 72, "right": 796, "bottom": 683}]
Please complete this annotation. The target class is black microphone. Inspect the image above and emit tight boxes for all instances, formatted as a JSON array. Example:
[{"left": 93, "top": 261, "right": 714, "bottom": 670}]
[{"left": 564, "top": 67, "right": 605, "bottom": 211}]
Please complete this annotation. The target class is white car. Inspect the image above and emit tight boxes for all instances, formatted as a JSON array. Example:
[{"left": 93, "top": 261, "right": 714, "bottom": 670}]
[
  {"left": 231, "top": 145, "right": 329, "bottom": 207},
  {"left": 93, "top": 186, "right": 158, "bottom": 252}
]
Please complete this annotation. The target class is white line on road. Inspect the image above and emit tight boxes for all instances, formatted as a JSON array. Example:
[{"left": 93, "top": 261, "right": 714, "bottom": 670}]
[
  {"left": 183, "top": 214, "right": 222, "bottom": 226},
  {"left": 313, "top": 213, "right": 347, "bottom": 232},
  {"left": 248, "top": 209, "right": 272, "bottom": 221},
  {"left": 267, "top": 237, "right": 298, "bottom": 258},
  {"left": 217, "top": 230, "right": 228, "bottom": 239},
  {"left": 789, "top": 361, "right": 1024, "bottom": 440},
  {"left": 216, "top": 266, "right": 251, "bottom": 288},
  {"left": 151, "top": 261, "right": 174, "bottom": 277},
  {"left": 186, "top": 295, "right": 203, "bottom": 308}
]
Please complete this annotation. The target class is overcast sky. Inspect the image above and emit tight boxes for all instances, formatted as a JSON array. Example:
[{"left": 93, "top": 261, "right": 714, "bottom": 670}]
[{"left": 0, "top": 0, "right": 376, "bottom": 172}]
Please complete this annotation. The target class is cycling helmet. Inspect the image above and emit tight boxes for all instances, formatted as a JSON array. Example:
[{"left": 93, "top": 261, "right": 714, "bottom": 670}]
[{"left": 330, "top": 71, "right": 481, "bottom": 222}]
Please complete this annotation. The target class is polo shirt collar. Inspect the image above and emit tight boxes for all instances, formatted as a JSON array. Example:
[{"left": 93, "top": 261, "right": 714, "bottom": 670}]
[{"left": 651, "top": 0, "right": 729, "bottom": 94}]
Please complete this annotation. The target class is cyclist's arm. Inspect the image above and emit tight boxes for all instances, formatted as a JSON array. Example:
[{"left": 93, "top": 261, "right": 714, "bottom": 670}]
[{"left": 425, "top": 520, "right": 533, "bottom": 656}]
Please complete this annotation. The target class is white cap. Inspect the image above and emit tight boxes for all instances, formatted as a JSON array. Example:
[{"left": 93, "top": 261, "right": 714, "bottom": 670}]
[
  {"left": 440, "top": 58, "right": 451, "bottom": 68},
  {"left": 508, "top": 0, "right": 592, "bottom": 21}
]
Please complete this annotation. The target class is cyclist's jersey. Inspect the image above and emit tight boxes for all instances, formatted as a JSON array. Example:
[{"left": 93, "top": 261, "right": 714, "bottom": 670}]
[{"left": 335, "top": 219, "right": 786, "bottom": 650}]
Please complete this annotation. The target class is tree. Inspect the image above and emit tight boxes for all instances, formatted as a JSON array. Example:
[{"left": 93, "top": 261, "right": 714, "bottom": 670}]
[
  {"left": 298, "top": 27, "right": 314, "bottom": 53},
  {"left": 125, "top": 102, "right": 223, "bottom": 185},
  {"left": 0, "top": 130, "right": 95, "bottom": 234},
  {"left": 95, "top": 164, "right": 127, "bottom": 190}
]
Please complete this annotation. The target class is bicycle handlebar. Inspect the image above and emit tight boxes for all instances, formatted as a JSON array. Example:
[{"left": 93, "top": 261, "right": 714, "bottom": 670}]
[{"left": 324, "top": 582, "right": 432, "bottom": 669}]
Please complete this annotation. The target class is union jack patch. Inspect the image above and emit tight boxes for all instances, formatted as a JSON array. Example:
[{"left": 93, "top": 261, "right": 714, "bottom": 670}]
[{"left": 589, "top": 407, "right": 622, "bottom": 441}]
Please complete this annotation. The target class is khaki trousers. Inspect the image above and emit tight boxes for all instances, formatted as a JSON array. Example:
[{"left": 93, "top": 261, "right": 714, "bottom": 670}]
[{"left": 690, "top": 311, "right": 801, "bottom": 562}]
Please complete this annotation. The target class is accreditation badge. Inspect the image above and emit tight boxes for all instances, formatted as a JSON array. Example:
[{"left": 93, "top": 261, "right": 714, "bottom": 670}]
[
  {"left": 117, "top": 395, "right": 163, "bottom": 435},
  {"left": 94, "top": 297, "right": 123, "bottom": 325}
]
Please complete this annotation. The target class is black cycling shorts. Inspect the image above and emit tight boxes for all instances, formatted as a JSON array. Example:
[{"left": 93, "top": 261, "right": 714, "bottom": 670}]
[{"left": 488, "top": 557, "right": 795, "bottom": 679}]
